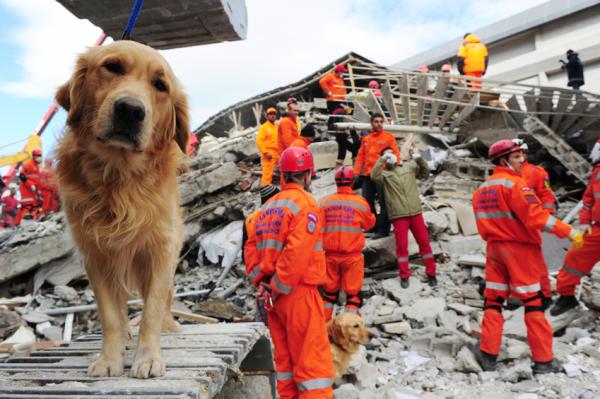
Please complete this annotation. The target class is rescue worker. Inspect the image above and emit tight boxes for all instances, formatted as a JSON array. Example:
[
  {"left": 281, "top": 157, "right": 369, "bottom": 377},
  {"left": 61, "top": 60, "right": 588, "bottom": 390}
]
[
  {"left": 371, "top": 148, "right": 437, "bottom": 288},
  {"left": 512, "top": 138, "right": 556, "bottom": 307},
  {"left": 40, "top": 158, "right": 60, "bottom": 216},
  {"left": 21, "top": 149, "right": 42, "bottom": 188},
  {"left": 472, "top": 139, "right": 583, "bottom": 374},
  {"left": 1, "top": 183, "right": 19, "bottom": 228},
  {"left": 354, "top": 113, "right": 400, "bottom": 237},
  {"left": 243, "top": 184, "right": 280, "bottom": 325},
  {"left": 457, "top": 33, "right": 488, "bottom": 89},
  {"left": 278, "top": 102, "right": 300, "bottom": 155},
  {"left": 16, "top": 173, "right": 40, "bottom": 223},
  {"left": 368, "top": 80, "right": 382, "bottom": 97},
  {"left": 319, "top": 166, "right": 375, "bottom": 320},
  {"left": 319, "top": 64, "right": 348, "bottom": 113},
  {"left": 290, "top": 124, "right": 316, "bottom": 149},
  {"left": 560, "top": 50, "right": 584, "bottom": 91},
  {"left": 256, "top": 107, "right": 280, "bottom": 186},
  {"left": 246, "top": 147, "right": 334, "bottom": 398},
  {"left": 186, "top": 133, "right": 200, "bottom": 157},
  {"left": 551, "top": 138, "right": 600, "bottom": 316}
]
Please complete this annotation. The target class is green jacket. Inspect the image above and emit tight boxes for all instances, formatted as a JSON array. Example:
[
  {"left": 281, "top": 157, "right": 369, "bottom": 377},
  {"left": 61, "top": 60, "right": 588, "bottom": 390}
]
[{"left": 370, "top": 157, "right": 429, "bottom": 219}]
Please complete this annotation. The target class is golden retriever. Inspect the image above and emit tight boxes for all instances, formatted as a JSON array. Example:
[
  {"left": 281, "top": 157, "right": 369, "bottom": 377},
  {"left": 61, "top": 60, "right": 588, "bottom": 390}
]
[
  {"left": 54, "top": 41, "right": 189, "bottom": 379},
  {"left": 327, "top": 313, "right": 370, "bottom": 383}
]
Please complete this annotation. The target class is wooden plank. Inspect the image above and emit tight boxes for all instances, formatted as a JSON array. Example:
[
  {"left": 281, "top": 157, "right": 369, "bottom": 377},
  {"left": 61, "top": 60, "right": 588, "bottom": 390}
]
[
  {"left": 170, "top": 309, "right": 219, "bottom": 324},
  {"left": 428, "top": 76, "right": 449, "bottom": 128},
  {"left": 415, "top": 75, "right": 428, "bottom": 126},
  {"left": 504, "top": 95, "right": 524, "bottom": 127},
  {"left": 449, "top": 92, "right": 480, "bottom": 132},
  {"left": 381, "top": 80, "right": 399, "bottom": 123},
  {"left": 557, "top": 96, "right": 590, "bottom": 135},
  {"left": 400, "top": 74, "right": 411, "bottom": 124},
  {"left": 352, "top": 101, "right": 371, "bottom": 123},
  {"left": 566, "top": 104, "right": 600, "bottom": 133},
  {"left": 550, "top": 91, "right": 574, "bottom": 132},
  {"left": 365, "top": 91, "right": 384, "bottom": 115},
  {"left": 438, "top": 85, "right": 466, "bottom": 128},
  {"left": 522, "top": 89, "right": 537, "bottom": 114},
  {"left": 538, "top": 89, "right": 553, "bottom": 126}
]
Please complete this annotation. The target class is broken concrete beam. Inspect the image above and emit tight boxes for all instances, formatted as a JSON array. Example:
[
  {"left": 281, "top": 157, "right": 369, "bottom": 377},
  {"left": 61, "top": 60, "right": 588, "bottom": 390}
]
[
  {"left": 403, "top": 297, "right": 446, "bottom": 322},
  {"left": 381, "top": 321, "right": 411, "bottom": 335},
  {"left": 457, "top": 254, "right": 486, "bottom": 268},
  {"left": 440, "top": 235, "right": 485, "bottom": 256},
  {"left": 0, "top": 231, "right": 74, "bottom": 284},
  {"left": 179, "top": 162, "right": 242, "bottom": 205}
]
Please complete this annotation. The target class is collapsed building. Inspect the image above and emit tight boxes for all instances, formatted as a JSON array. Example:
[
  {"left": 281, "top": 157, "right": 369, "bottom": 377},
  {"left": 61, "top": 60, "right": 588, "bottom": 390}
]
[{"left": 1, "top": 50, "right": 600, "bottom": 398}]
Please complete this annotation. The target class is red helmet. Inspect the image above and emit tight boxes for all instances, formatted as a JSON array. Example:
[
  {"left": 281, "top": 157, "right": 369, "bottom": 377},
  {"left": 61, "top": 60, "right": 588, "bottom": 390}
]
[
  {"left": 488, "top": 139, "right": 522, "bottom": 162},
  {"left": 368, "top": 80, "right": 379, "bottom": 89},
  {"left": 32, "top": 149, "right": 42, "bottom": 156},
  {"left": 279, "top": 146, "right": 314, "bottom": 173},
  {"left": 335, "top": 166, "right": 354, "bottom": 186},
  {"left": 334, "top": 64, "right": 348, "bottom": 73}
]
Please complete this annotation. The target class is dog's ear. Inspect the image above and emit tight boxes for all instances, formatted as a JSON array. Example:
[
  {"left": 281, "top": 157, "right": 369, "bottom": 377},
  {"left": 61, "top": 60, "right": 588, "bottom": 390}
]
[
  {"left": 328, "top": 317, "right": 350, "bottom": 348},
  {"left": 173, "top": 91, "right": 190, "bottom": 154},
  {"left": 55, "top": 53, "right": 88, "bottom": 126}
]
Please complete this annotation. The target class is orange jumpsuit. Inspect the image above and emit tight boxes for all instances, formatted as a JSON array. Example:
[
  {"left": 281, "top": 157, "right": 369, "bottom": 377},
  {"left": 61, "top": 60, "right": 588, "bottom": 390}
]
[
  {"left": 556, "top": 164, "right": 600, "bottom": 296},
  {"left": 17, "top": 180, "right": 39, "bottom": 223},
  {"left": 520, "top": 161, "right": 556, "bottom": 298},
  {"left": 290, "top": 137, "right": 311, "bottom": 149},
  {"left": 353, "top": 130, "right": 400, "bottom": 177},
  {"left": 246, "top": 183, "right": 333, "bottom": 399},
  {"left": 39, "top": 165, "right": 60, "bottom": 214},
  {"left": 257, "top": 120, "right": 280, "bottom": 186},
  {"left": 319, "top": 72, "right": 346, "bottom": 101},
  {"left": 278, "top": 116, "right": 300, "bottom": 155},
  {"left": 472, "top": 166, "right": 574, "bottom": 363},
  {"left": 319, "top": 186, "right": 375, "bottom": 320}
]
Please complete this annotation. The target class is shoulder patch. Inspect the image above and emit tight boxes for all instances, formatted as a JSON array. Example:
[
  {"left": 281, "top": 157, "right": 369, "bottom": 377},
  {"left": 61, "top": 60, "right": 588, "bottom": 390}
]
[
  {"left": 520, "top": 186, "right": 533, "bottom": 192},
  {"left": 307, "top": 212, "right": 317, "bottom": 233},
  {"left": 308, "top": 213, "right": 318, "bottom": 222}
]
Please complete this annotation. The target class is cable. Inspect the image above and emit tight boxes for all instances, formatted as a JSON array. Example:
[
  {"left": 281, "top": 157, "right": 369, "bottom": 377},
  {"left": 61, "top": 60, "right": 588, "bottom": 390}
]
[{"left": 121, "top": 0, "right": 144, "bottom": 40}]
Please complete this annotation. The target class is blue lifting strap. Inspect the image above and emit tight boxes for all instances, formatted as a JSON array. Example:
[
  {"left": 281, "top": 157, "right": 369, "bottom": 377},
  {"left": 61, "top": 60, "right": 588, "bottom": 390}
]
[{"left": 121, "top": 0, "right": 145, "bottom": 40}]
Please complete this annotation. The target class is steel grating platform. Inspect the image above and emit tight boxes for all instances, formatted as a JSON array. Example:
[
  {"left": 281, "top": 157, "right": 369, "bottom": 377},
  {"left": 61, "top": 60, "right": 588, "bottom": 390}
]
[{"left": 0, "top": 323, "right": 273, "bottom": 398}]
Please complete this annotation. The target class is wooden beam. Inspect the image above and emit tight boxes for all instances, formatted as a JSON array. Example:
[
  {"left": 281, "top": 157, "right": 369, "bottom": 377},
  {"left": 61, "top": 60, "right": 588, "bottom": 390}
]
[
  {"left": 538, "top": 89, "right": 553, "bottom": 126},
  {"left": 352, "top": 101, "right": 371, "bottom": 123},
  {"left": 415, "top": 75, "right": 428, "bottom": 126},
  {"left": 450, "top": 92, "right": 480, "bottom": 132},
  {"left": 557, "top": 95, "right": 590, "bottom": 135},
  {"left": 400, "top": 74, "right": 411, "bottom": 124},
  {"left": 550, "top": 91, "right": 574, "bottom": 132},
  {"left": 438, "top": 84, "right": 466, "bottom": 128},
  {"left": 365, "top": 91, "right": 385, "bottom": 115},
  {"left": 428, "top": 76, "right": 449, "bottom": 128},
  {"left": 381, "top": 80, "right": 399, "bottom": 123}
]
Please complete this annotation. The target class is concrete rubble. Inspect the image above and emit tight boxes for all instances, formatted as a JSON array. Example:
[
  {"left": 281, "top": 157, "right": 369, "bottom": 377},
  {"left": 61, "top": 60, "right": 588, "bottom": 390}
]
[{"left": 1, "top": 109, "right": 600, "bottom": 398}]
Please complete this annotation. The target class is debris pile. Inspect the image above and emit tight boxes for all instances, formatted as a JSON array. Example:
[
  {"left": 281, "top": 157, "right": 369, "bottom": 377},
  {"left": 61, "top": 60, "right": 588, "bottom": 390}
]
[{"left": 1, "top": 108, "right": 599, "bottom": 398}]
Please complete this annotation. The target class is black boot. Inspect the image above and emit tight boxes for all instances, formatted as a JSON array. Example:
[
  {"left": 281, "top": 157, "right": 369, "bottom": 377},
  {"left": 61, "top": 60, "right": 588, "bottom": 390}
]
[
  {"left": 474, "top": 348, "right": 497, "bottom": 371},
  {"left": 549, "top": 296, "right": 579, "bottom": 317},
  {"left": 541, "top": 296, "right": 553, "bottom": 312},
  {"left": 532, "top": 359, "right": 563, "bottom": 375},
  {"left": 401, "top": 278, "right": 410, "bottom": 289},
  {"left": 427, "top": 275, "right": 437, "bottom": 287}
]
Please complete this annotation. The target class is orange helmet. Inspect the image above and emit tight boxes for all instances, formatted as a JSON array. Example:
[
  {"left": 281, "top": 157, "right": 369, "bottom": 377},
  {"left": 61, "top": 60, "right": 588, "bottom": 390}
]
[
  {"left": 279, "top": 147, "right": 314, "bottom": 173},
  {"left": 488, "top": 139, "right": 522, "bottom": 162}
]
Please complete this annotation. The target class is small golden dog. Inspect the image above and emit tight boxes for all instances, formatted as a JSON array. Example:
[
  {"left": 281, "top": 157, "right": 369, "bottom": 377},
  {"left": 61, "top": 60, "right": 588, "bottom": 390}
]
[
  {"left": 55, "top": 41, "right": 189, "bottom": 379},
  {"left": 328, "top": 313, "right": 370, "bottom": 383}
]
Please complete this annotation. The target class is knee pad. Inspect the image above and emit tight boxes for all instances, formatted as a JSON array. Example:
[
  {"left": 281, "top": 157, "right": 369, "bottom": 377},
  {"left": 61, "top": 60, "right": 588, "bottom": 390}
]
[
  {"left": 523, "top": 293, "right": 544, "bottom": 313},
  {"left": 346, "top": 292, "right": 363, "bottom": 308},
  {"left": 321, "top": 290, "right": 339, "bottom": 304},
  {"left": 484, "top": 297, "right": 505, "bottom": 313}
]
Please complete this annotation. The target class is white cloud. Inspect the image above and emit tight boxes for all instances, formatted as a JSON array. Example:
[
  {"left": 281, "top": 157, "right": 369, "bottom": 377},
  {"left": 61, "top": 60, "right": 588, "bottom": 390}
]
[{"left": 1, "top": 0, "right": 548, "bottom": 129}]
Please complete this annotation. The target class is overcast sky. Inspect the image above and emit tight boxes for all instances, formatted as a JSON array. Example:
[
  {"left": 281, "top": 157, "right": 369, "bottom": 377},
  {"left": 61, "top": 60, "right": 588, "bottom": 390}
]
[{"left": 0, "top": 0, "right": 548, "bottom": 157}]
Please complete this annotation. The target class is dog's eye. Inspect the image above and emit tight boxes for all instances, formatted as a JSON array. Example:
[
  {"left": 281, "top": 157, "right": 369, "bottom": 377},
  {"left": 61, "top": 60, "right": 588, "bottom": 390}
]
[
  {"left": 353, "top": 324, "right": 359, "bottom": 328},
  {"left": 103, "top": 62, "right": 124, "bottom": 75},
  {"left": 153, "top": 79, "right": 168, "bottom": 92}
]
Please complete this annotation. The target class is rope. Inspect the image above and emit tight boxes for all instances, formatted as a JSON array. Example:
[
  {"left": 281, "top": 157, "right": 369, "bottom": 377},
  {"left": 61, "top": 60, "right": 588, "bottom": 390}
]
[
  {"left": 121, "top": 0, "right": 144, "bottom": 40},
  {"left": 0, "top": 137, "right": 29, "bottom": 151}
]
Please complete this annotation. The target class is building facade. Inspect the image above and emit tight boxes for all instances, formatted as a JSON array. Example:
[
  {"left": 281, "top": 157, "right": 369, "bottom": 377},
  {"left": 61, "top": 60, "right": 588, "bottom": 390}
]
[{"left": 392, "top": 0, "right": 600, "bottom": 94}]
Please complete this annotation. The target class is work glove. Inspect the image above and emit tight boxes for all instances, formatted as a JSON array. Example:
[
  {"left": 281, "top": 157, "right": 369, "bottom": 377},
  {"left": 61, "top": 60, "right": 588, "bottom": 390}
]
[
  {"left": 568, "top": 229, "right": 584, "bottom": 249},
  {"left": 579, "top": 224, "right": 593, "bottom": 236},
  {"left": 412, "top": 151, "right": 421, "bottom": 160},
  {"left": 258, "top": 282, "right": 274, "bottom": 312},
  {"left": 382, "top": 153, "right": 397, "bottom": 165}
]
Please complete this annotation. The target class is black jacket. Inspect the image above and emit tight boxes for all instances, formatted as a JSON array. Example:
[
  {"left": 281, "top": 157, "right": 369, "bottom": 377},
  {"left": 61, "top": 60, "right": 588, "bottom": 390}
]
[{"left": 563, "top": 52, "right": 584, "bottom": 87}]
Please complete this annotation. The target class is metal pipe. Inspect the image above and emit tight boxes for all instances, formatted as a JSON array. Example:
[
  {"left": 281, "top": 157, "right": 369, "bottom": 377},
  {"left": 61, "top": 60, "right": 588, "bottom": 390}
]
[
  {"left": 41, "top": 288, "right": 223, "bottom": 315},
  {"left": 334, "top": 122, "right": 442, "bottom": 134}
]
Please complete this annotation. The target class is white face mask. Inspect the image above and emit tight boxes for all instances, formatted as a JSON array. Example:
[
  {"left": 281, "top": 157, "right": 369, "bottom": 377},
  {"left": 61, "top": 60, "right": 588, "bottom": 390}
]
[{"left": 590, "top": 141, "right": 600, "bottom": 164}]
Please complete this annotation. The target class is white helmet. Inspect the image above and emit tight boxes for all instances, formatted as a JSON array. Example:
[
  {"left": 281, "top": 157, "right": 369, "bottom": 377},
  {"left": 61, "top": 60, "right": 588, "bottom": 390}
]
[
  {"left": 512, "top": 138, "right": 528, "bottom": 152},
  {"left": 590, "top": 139, "right": 600, "bottom": 164}
]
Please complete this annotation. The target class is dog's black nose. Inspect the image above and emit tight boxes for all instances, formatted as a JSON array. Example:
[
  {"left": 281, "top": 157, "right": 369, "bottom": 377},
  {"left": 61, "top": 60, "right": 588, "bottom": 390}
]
[{"left": 113, "top": 97, "right": 145, "bottom": 123}]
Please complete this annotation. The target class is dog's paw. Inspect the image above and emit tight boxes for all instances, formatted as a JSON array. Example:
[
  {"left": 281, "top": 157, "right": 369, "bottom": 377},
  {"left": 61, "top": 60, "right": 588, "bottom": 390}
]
[
  {"left": 129, "top": 349, "right": 165, "bottom": 379},
  {"left": 87, "top": 356, "right": 124, "bottom": 377},
  {"left": 161, "top": 317, "right": 181, "bottom": 333}
]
